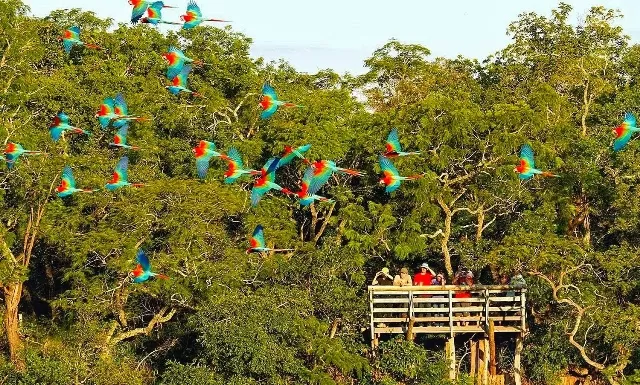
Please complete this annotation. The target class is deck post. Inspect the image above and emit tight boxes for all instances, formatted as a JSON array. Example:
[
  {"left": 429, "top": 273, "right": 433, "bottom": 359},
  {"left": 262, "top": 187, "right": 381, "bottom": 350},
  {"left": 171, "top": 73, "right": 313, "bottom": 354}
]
[
  {"left": 514, "top": 334, "right": 523, "bottom": 385},
  {"left": 470, "top": 339, "right": 477, "bottom": 377},
  {"left": 369, "top": 288, "right": 375, "bottom": 348},
  {"left": 489, "top": 320, "right": 496, "bottom": 376},
  {"left": 445, "top": 336, "right": 456, "bottom": 380}
]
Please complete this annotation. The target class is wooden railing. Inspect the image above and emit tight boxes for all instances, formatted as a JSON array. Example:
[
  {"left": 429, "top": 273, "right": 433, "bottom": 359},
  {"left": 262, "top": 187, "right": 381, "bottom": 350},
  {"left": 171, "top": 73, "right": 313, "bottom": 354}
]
[{"left": 368, "top": 285, "right": 526, "bottom": 340}]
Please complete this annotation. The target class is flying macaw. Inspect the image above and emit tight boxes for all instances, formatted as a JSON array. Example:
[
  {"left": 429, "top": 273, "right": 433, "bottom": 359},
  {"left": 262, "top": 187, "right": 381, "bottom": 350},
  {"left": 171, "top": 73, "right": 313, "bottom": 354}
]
[
  {"left": 4, "top": 143, "right": 42, "bottom": 169},
  {"left": 378, "top": 155, "right": 421, "bottom": 193},
  {"left": 251, "top": 158, "right": 285, "bottom": 207},
  {"left": 307, "top": 159, "right": 364, "bottom": 195},
  {"left": 246, "top": 225, "right": 294, "bottom": 254},
  {"left": 223, "top": 147, "right": 260, "bottom": 184},
  {"left": 60, "top": 26, "right": 101, "bottom": 54},
  {"left": 131, "top": 249, "right": 169, "bottom": 283},
  {"left": 282, "top": 167, "right": 334, "bottom": 207},
  {"left": 162, "top": 46, "right": 200, "bottom": 80},
  {"left": 49, "top": 112, "right": 90, "bottom": 142},
  {"left": 181, "top": 0, "right": 229, "bottom": 30},
  {"left": 166, "top": 65, "right": 201, "bottom": 96},
  {"left": 56, "top": 166, "right": 97, "bottom": 197},
  {"left": 109, "top": 125, "right": 139, "bottom": 150},
  {"left": 105, "top": 156, "right": 144, "bottom": 191},
  {"left": 514, "top": 144, "right": 558, "bottom": 180},
  {"left": 112, "top": 93, "right": 148, "bottom": 128},
  {"left": 383, "top": 128, "right": 420, "bottom": 157},
  {"left": 193, "top": 140, "right": 228, "bottom": 179},
  {"left": 130, "top": 0, "right": 149, "bottom": 23},
  {"left": 266, "top": 144, "right": 312, "bottom": 174},
  {"left": 612, "top": 112, "right": 640, "bottom": 152},
  {"left": 259, "top": 84, "right": 303, "bottom": 120},
  {"left": 141, "top": 1, "right": 180, "bottom": 25}
]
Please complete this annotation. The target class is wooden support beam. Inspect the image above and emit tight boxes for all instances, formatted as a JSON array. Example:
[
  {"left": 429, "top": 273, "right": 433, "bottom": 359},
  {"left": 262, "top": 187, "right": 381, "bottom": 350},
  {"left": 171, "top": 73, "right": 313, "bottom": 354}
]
[
  {"left": 489, "top": 320, "right": 496, "bottom": 376},
  {"left": 483, "top": 339, "right": 490, "bottom": 385},
  {"left": 406, "top": 318, "right": 415, "bottom": 341},
  {"left": 514, "top": 334, "right": 523, "bottom": 385},
  {"left": 470, "top": 339, "right": 478, "bottom": 377},
  {"left": 446, "top": 336, "right": 456, "bottom": 381}
]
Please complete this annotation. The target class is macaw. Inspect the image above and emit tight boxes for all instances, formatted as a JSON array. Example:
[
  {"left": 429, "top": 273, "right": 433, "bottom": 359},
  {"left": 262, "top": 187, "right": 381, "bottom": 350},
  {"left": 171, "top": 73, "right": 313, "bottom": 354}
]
[
  {"left": 282, "top": 167, "right": 334, "bottom": 207},
  {"left": 514, "top": 144, "right": 558, "bottom": 180},
  {"left": 166, "top": 65, "right": 201, "bottom": 96},
  {"left": 259, "top": 84, "right": 303, "bottom": 120},
  {"left": 141, "top": 1, "right": 180, "bottom": 25},
  {"left": 96, "top": 96, "right": 144, "bottom": 129},
  {"left": 193, "top": 140, "right": 228, "bottom": 179},
  {"left": 131, "top": 249, "right": 169, "bottom": 283},
  {"left": 109, "top": 125, "right": 139, "bottom": 150},
  {"left": 383, "top": 128, "right": 420, "bottom": 157},
  {"left": 4, "top": 143, "right": 42, "bottom": 169},
  {"left": 56, "top": 166, "right": 97, "bottom": 197},
  {"left": 49, "top": 112, "right": 90, "bottom": 142},
  {"left": 105, "top": 156, "right": 144, "bottom": 191},
  {"left": 246, "top": 225, "right": 294, "bottom": 254},
  {"left": 612, "top": 112, "right": 640, "bottom": 152},
  {"left": 266, "top": 144, "right": 311, "bottom": 174},
  {"left": 378, "top": 155, "right": 421, "bottom": 193},
  {"left": 307, "top": 159, "right": 364, "bottom": 195},
  {"left": 223, "top": 147, "right": 260, "bottom": 184},
  {"left": 60, "top": 26, "right": 101, "bottom": 54},
  {"left": 130, "top": 0, "right": 149, "bottom": 23},
  {"left": 162, "top": 46, "right": 204, "bottom": 80},
  {"left": 112, "top": 93, "right": 148, "bottom": 128},
  {"left": 251, "top": 158, "right": 285, "bottom": 207},
  {"left": 181, "top": 0, "right": 230, "bottom": 30}
]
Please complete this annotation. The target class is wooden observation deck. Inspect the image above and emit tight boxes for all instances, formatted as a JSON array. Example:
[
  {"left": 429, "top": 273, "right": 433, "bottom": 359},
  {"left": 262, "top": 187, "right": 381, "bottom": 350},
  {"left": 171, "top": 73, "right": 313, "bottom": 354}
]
[{"left": 368, "top": 285, "right": 527, "bottom": 383}]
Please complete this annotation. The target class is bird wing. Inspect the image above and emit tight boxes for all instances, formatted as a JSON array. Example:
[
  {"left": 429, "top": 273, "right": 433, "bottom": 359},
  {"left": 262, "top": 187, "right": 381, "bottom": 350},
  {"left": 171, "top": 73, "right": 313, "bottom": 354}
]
[
  {"left": 115, "top": 156, "right": 129, "bottom": 182},
  {"left": 378, "top": 155, "right": 400, "bottom": 176},
  {"left": 519, "top": 144, "right": 535, "bottom": 169},
  {"left": 114, "top": 93, "right": 129, "bottom": 116},
  {"left": 308, "top": 162, "right": 333, "bottom": 195},
  {"left": 385, "top": 128, "right": 402, "bottom": 153},
  {"left": 186, "top": 0, "right": 202, "bottom": 18},
  {"left": 136, "top": 249, "right": 151, "bottom": 272},
  {"left": 62, "top": 166, "right": 76, "bottom": 188},
  {"left": 250, "top": 225, "right": 266, "bottom": 249}
]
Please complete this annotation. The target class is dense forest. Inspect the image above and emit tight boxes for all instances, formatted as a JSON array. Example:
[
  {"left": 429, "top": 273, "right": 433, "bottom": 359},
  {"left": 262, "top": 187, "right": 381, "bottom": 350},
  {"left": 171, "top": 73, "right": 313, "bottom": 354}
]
[{"left": 0, "top": 0, "right": 639, "bottom": 384}]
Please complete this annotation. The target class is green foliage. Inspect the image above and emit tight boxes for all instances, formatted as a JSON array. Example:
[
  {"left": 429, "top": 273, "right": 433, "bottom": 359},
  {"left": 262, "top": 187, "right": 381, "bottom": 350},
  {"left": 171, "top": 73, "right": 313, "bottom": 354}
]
[{"left": 0, "top": 1, "right": 639, "bottom": 384}]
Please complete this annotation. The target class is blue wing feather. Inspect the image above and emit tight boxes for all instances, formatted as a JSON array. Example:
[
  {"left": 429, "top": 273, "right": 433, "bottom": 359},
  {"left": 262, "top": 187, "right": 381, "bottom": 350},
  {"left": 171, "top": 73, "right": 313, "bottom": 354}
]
[
  {"left": 378, "top": 155, "right": 399, "bottom": 176},
  {"left": 136, "top": 249, "right": 151, "bottom": 272},
  {"left": 519, "top": 144, "right": 535, "bottom": 168}
]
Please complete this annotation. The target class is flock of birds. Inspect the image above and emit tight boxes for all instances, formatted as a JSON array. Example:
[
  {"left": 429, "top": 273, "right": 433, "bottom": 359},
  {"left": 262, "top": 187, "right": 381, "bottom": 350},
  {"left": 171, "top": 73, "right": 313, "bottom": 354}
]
[{"left": 2, "top": 1, "right": 639, "bottom": 282}]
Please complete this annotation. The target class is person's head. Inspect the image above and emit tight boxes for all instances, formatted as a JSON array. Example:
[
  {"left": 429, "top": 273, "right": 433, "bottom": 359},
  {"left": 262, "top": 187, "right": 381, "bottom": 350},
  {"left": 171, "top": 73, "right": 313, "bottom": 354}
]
[
  {"left": 435, "top": 273, "right": 444, "bottom": 283},
  {"left": 419, "top": 262, "right": 430, "bottom": 274},
  {"left": 381, "top": 267, "right": 392, "bottom": 279},
  {"left": 499, "top": 274, "right": 509, "bottom": 284},
  {"left": 400, "top": 267, "right": 409, "bottom": 276},
  {"left": 464, "top": 272, "right": 474, "bottom": 284}
]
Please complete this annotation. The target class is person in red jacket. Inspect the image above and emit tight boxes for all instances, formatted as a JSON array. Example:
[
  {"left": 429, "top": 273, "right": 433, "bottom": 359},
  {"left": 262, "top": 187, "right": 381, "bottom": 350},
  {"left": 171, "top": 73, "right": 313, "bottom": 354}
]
[
  {"left": 414, "top": 262, "right": 435, "bottom": 286},
  {"left": 453, "top": 267, "right": 474, "bottom": 326}
]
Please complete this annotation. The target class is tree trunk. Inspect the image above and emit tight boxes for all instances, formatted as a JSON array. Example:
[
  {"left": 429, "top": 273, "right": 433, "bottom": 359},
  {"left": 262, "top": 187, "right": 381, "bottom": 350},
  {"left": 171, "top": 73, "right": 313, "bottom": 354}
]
[{"left": 4, "top": 283, "right": 25, "bottom": 371}]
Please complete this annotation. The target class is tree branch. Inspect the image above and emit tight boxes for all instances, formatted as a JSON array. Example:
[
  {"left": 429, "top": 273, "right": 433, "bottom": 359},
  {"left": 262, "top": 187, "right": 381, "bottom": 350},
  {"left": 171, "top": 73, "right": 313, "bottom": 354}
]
[{"left": 107, "top": 307, "right": 176, "bottom": 348}]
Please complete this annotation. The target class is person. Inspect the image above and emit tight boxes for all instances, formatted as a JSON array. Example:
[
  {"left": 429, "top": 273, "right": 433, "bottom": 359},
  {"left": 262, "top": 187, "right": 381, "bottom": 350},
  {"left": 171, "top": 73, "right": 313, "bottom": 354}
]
[
  {"left": 431, "top": 273, "right": 447, "bottom": 326},
  {"left": 414, "top": 262, "right": 435, "bottom": 286},
  {"left": 372, "top": 267, "right": 394, "bottom": 286},
  {"left": 393, "top": 267, "right": 412, "bottom": 321},
  {"left": 393, "top": 267, "right": 413, "bottom": 287},
  {"left": 371, "top": 267, "right": 394, "bottom": 328},
  {"left": 413, "top": 262, "right": 435, "bottom": 324},
  {"left": 509, "top": 273, "right": 526, "bottom": 319},
  {"left": 453, "top": 267, "right": 474, "bottom": 326}
]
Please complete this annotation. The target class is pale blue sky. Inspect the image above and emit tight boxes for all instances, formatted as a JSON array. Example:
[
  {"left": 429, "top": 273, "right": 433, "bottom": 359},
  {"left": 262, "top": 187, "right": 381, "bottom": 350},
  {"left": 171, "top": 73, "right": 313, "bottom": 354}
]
[{"left": 23, "top": 0, "right": 640, "bottom": 74}]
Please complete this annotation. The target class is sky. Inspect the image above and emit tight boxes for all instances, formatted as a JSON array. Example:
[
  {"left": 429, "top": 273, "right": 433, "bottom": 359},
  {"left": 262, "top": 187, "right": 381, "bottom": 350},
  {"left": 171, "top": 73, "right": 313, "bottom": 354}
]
[{"left": 23, "top": 0, "right": 640, "bottom": 75}]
